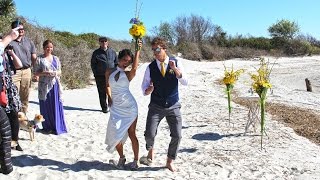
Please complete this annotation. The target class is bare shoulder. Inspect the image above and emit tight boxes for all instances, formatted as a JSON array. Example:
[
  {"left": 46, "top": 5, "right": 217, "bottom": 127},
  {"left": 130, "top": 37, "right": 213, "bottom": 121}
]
[{"left": 105, "top": 68, "right": 117, "bottom": 76}]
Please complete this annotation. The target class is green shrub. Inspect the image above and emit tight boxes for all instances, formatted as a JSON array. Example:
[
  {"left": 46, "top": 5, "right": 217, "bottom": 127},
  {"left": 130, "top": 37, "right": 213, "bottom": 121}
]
[
  {"left": 311, "top": 46, "right": 320, "bottom": 54},
  {"left": 228, "top": 37, "right": 272, "bottom": 50},
  {"left": 284, "top": 39, "right": 312, "bottom": 56},
  {"left": 78, "top": 33, "right": 100, "bottom": 49}
]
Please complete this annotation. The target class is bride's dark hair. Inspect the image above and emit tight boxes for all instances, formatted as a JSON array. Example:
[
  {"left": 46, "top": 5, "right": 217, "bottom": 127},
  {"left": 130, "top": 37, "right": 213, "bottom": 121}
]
[{"left": 118, "top": 49, "right": 134, "bottom": 63}]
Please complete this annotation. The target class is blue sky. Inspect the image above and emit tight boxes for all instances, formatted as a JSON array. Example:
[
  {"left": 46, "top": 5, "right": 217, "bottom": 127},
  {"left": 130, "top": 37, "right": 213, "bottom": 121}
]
[{"left": 14, "top": 0, "right": 320, "bottom": 41}]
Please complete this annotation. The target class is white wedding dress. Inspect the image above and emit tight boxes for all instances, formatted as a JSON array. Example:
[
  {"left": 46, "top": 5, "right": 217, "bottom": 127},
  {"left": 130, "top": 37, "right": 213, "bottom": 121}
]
[{"left": 105, "top": 67, "right": 138, "bottom": 152}]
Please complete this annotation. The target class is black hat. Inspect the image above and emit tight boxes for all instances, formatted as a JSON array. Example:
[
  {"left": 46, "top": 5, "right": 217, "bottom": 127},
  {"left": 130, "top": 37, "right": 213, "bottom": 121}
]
[
  {"left": 98, "top": 36, "right": 108, "bottom": 42},
  {"left": 11, "top": 20, "right": 23, "bottom": 29}
]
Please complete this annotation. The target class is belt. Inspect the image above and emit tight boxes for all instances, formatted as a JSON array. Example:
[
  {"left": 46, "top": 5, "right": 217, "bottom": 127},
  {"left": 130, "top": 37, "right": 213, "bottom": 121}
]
[{"left": 16, "top": 67, "right": 30, "bottom": 70}]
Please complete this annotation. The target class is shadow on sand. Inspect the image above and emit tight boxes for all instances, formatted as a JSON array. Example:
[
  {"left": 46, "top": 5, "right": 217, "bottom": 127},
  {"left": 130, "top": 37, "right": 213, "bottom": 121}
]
[
  {"left": 12, "top": 155, "right": 165, "bottom": 172},
  {"left": 12, "top": 155, "right": 112, "bottom": 172},
  {"left": 192, "top": 132, "right": 248, "bottom": 141},
  {"left": 29, "top": 101, "right": 101, "bottom": 113}
]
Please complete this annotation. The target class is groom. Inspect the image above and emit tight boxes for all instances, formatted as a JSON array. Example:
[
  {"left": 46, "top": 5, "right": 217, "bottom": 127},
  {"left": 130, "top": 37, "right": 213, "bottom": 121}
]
[{"left": 141, "top": 37, "right": 188, "bottom": 172}]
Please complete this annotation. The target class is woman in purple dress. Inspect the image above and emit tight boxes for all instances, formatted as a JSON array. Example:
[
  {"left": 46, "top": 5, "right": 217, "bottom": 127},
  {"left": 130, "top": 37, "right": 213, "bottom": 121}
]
[{"left": 33, "top": 40, "right": 67, "bottom": 135}]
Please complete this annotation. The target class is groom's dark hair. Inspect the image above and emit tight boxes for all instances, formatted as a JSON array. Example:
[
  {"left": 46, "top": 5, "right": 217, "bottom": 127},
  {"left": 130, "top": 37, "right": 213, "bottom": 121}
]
[{"left": 151, "top": 37, "right": 167, "bottom": 49}]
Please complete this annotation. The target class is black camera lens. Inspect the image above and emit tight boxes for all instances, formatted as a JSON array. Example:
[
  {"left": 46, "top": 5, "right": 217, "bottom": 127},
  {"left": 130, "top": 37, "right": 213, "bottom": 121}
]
[
  {"left": 5, "top": 45, "right": 13, "bottom": 50},
  {"left": 13, "top": 21, "right": 20, "bottom": 28}
]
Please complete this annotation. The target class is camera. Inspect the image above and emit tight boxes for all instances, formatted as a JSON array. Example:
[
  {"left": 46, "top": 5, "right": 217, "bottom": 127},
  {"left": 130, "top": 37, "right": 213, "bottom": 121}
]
[
  {"left": 11, "top": 20, "right": 21, "bottom": 29},
  {"left": 5, "top": 44, "right": 14, "bottom": 51}
]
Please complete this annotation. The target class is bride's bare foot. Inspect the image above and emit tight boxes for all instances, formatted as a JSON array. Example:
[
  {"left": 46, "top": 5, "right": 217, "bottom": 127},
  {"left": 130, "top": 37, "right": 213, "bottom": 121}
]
[{"left": 166, "top": 158, "right": 176, "bottom": 172}]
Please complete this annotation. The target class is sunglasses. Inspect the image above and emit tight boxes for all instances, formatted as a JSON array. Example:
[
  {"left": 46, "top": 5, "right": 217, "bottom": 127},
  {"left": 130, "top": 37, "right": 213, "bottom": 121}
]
[
  {"left": 151, "top": 47, "right": 162, "bottom": 53},
  {"left": 100, "top": 40, "right": 108, "bottom": 42},
  {"left": 18, "top": 28, "right": 24, "bottom": 31}
]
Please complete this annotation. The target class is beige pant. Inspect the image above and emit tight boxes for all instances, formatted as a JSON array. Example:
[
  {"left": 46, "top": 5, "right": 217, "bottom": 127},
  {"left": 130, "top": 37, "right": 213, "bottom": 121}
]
[{"left": 12, "top": 68, "right": 31, "bottom": 113}]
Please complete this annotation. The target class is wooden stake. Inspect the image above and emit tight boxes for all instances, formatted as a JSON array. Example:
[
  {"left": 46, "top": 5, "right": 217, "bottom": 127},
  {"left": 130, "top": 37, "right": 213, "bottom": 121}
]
[{"left": 305, "top": 78, "right": 312, "bottom": 92}]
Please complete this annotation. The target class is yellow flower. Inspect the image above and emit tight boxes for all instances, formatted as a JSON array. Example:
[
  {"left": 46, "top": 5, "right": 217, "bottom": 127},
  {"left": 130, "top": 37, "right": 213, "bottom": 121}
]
[
  {"left": 250, "top": 58, "right": 273, "bottom": 96},
  {"left": 221, "top": 64, "right": 244, "bottom": 123},
  {"left": 129, "top": 22, "right": 146, "bottom": 39},
  {"left": 222, "top": 64, "right": 244, "bottom": 86},
  {"left": 250, "top": 57, "right": 275, "bottom": 149}
]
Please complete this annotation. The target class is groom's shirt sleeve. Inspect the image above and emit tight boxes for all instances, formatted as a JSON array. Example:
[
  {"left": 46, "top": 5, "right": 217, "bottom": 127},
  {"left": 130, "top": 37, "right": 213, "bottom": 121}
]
[
  {"left": 141, "top": 65, "right": 151, "bottom": 96},
  {"left": 176, "top": 60, "right": 188, "bottom": 86}
]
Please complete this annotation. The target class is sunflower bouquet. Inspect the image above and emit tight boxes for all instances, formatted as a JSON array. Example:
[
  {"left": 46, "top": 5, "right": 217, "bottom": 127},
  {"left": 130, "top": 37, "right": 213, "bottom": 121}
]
[
  {"left": 222, "top": 64, "right": 244, "bottom": 123},
  {"left": 129, "top": 0, "right": 146, "bottom": 51},
  {"left": 250, "top": 58, "right": 273, "bottom": 149}
]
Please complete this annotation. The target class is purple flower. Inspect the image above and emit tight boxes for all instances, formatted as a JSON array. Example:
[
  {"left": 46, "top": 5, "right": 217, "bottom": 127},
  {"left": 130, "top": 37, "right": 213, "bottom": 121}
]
[{"left": 129, "top": 18, "right": 140, "bottom": 24}]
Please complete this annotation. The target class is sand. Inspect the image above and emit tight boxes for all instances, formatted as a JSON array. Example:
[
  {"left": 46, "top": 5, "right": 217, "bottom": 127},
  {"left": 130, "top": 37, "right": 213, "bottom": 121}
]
[{"left": 2, "top": 56, "right": 320, "bottom": 180}]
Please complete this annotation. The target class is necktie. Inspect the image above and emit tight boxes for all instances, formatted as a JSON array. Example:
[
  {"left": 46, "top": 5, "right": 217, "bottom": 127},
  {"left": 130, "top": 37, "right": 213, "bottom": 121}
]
[{"left": 160, "top": 62, "right": 165, "bottom": 77}]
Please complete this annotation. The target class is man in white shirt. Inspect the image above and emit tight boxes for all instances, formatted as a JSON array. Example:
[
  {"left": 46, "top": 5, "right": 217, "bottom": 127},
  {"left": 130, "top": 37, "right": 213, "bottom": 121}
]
[{"left": 140, "top": 37, "right": 188, "bottom": 172}]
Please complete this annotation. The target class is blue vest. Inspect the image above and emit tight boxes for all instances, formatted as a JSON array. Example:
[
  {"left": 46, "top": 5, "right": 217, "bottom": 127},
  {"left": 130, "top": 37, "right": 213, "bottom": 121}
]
[{"left": 149, "top": 58, "right": 179, "bottom": 107}]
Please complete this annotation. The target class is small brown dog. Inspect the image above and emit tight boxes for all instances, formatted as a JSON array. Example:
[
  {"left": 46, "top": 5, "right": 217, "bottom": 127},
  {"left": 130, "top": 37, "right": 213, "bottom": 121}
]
[{"left": 18, "top": 112, "right": 45, "bottom": 141}]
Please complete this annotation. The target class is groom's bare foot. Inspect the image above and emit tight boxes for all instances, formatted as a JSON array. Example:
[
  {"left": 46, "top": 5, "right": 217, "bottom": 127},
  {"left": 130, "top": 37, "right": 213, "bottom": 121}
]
[
  {"left": 166, "top": 158, "right": 176, "bottom": 172},
  {"left": 147, "top": 148, "right": 154, "bottom": 160},
  {"left": 140, "top": 148, "right": 154, "bottom": 166}
]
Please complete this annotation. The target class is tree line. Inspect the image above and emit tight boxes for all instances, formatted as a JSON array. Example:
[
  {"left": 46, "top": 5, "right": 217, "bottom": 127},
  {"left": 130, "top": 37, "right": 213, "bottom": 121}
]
[{"left": 148, "top": 14, "right": 320, "bottom": 60}]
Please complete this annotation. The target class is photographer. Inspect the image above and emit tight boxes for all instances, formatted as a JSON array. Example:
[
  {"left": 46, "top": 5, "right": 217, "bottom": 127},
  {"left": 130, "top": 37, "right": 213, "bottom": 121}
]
[
  {"left": 4, "top": 44, "right": 23, "bottom": 72},
  {"left": 0, "top": 27, "right": 20, "bottom": 175},
  {"left": 1, "top": 37, "right": 23, "bottom": 152}
]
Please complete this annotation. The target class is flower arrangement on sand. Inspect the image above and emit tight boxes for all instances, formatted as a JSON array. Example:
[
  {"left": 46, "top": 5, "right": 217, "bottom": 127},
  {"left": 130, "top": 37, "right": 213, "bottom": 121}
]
[
  {"left": 222, "top": 64, "right": 244, "bottom": 123},
  {"left": 129, "top": 0, "right": 146, "bottom": 51},
  {"left": 250, "top": 58, "right": 274, "bottom": 149}
]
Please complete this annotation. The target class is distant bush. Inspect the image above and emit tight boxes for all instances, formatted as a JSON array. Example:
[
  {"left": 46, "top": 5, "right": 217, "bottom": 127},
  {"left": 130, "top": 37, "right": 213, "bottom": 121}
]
[
  {"left": 311, "top": 46, "right": 320, "bottom": 54},
  {"left": 78, "top": 33, "right": 100, "bottom": 49},
  {"left": 221, "top": 47, "right": 268, "bottom": 60},
  {"left": 176, "top": 42, "right": 202, "bottom": 60},
  {"left": 284, "top": 39, "right": 313, "bottom": 56},
  {"left": 200, "top": 43, "right": 215, "bottom": 60},
  {"left": 228, "top": 37, "right": 272, "bottom": 50},
  {"left": 54, "top": 40, "right": 92, "bottom": 88}
]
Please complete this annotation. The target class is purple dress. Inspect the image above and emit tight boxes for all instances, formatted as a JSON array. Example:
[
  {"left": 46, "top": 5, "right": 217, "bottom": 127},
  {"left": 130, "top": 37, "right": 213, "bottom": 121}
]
[{"left": 39, "top": 58, "right": 67, "bottom": 135}]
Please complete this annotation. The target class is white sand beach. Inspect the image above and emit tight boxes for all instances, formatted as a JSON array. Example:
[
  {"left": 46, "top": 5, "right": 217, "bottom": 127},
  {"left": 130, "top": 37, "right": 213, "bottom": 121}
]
[{"left": 1, "top": 56, "right": 320, "bottom": 180}]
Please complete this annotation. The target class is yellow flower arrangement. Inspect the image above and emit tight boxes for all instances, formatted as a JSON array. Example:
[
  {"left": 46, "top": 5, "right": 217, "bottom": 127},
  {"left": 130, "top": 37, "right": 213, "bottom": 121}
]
[
  {"left": 129, "top": 0, "right": 146, "bottom": 51},
  {"left": 129, "top": 23, "right": 146, "bottom": 39},
  {"left": 250, "top": 57, "right": 274, "bottom": 149},
  {"left": 222, "top": 64, "right": 244, "bottom": 123}
]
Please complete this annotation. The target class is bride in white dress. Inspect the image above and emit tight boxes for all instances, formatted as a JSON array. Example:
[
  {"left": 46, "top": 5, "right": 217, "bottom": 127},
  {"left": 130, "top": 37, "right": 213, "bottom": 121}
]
[{"left": 105, "top": 41, "right": 142, "bottom": 170}]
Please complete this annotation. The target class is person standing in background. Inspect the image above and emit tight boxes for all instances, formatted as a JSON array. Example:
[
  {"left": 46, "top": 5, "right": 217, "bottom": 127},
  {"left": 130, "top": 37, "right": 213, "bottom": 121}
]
[
  {"left": 33, "top": 40, "right": 67, "bottom": 135},
  {"left": 91, "top": 37, "right": 118, "bottom": 113},
  {"left": 9, "top": 20, "right": 37, "bottom": 114}
]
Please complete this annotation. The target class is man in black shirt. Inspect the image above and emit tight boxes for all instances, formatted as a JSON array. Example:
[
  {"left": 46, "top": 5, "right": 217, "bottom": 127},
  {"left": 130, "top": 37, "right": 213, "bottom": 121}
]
[{"left": 91, "top": 37, "right": 117, "bottom": 113}]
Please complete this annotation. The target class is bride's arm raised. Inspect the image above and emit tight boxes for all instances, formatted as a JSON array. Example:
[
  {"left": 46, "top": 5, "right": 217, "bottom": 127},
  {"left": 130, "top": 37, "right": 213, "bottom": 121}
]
[{"left": 127, "top": 40, "right": 142, "bottom": 81}]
